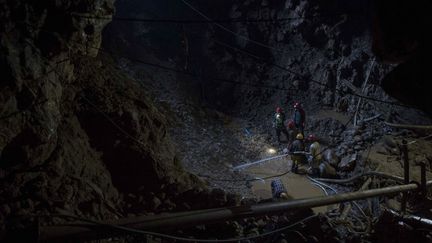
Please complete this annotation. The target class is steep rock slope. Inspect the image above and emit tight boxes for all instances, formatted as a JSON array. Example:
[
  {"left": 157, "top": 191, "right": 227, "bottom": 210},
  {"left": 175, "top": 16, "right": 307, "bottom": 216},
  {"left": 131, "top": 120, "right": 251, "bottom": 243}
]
[{"left": 0, "top": 0, "right": 201, "bottom": 231}]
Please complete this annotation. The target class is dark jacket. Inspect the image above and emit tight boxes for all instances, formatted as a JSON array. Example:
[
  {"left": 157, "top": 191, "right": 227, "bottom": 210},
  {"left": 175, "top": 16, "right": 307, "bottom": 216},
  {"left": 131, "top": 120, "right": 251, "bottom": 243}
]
[
  {"left": 274, "top": 112, "right": 286, "bottom": 129},
  {"left": 293, "top": 108, "right": 305, "bottom": 127},
  {"left": 289, "top": 139, "right": 305, "bottom": 153}
]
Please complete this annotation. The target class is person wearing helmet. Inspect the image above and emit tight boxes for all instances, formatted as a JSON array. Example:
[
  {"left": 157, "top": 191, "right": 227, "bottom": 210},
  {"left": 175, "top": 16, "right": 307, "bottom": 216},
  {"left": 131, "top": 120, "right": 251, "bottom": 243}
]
[
  {"left": 293, "top": 102, "right": 306, "bottom": 133},
  {"left": 271, "top": 179, "right": 289, "bottom": 200},
  {"left": 307, "top": 134, "right": 322, "bottom": 176},
  {"left": 274, "top": 107, "right": 289, "bottom": 144},
  {"left": 286, "top": 120, "right": 298, "bottom": 146},
  {"left": 288, "top": 133, "right": 306, "bottom": 173}
]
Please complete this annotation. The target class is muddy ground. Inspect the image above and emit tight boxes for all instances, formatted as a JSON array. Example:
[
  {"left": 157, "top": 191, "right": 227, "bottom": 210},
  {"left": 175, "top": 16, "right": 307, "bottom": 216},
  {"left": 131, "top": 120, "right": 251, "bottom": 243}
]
[
  {"left": 118, "top": 56, "right": 432, "bottom": 204},
  {"left": 109, "top": 54, "right": 432, "bottom": 242}
]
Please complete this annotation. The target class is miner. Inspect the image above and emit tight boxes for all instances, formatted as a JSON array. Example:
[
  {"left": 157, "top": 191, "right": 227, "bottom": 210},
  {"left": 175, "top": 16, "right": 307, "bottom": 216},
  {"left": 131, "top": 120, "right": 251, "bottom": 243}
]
[
  {"left": 274, "top": 107, "right": 289, "bottom": 143},
  {"left": 307, "top": 134, "right": 322, "bottom": 176},
  {"left": 289, "top": 133, "right": 306, "bottom": 173},
  {"left": 271, "top": 178, "right": 289, "bottom": 199},
  {"left": 287, "top": 120, "right": 298, "bottom": 146},
  {"left": 293, "top": 102, "right": 306, "bottom": 133}
]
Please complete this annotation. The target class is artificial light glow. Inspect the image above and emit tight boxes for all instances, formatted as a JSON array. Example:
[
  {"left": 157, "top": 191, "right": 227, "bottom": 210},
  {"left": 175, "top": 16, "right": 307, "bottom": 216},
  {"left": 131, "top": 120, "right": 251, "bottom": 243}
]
[{"left": 267, "top": 148, "right": 277, "bottom": 154}]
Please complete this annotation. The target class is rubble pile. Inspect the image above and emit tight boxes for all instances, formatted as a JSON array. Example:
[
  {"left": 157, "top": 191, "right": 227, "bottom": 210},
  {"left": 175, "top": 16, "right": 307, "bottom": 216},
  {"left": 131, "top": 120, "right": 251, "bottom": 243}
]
[{"left": 1, "top": 0, "right": 432, "bottom": 242}]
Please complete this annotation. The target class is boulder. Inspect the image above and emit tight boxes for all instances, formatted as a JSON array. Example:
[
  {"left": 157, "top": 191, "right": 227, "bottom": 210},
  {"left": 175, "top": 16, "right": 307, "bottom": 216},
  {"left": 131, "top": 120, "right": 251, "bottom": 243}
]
[
  {"left": 415, "top": 155, "right": 427, "bottom": 165},
  {"left": 383, "top": 135, "right": 397, "bottom": 148},
  {"left": 226, "top": 193, "right": 241, "bottom": 206},
  {"left": 0, "top": 204, "right": 11, "bottom": 216},
  {"left": 150, "top": 196, "right": 161, "bottom": 210},
  {"left": 376, "top": 144, "right": 389, "bottom": 155},
  {"left": 354, "top": 145, "right": 363, "bottom": 151},
  {"left": 323, "top": 150, "right": 340, "bottom": 167},
  {"left": 210, "top": 188, "right": 227, "bottom": 206},
  {"left": 386, "top": 199, "right": 401, "bottom": 211},
  {"left": 338, "top": 154, "right": 357, "bottom": 172},
  {"left": 319, "top": 162, "right": 337, "bottom": 178},
  {"left": 354, "top": 135, "right": 363, "bottom": 143},
  {"left": 162, "top": 199, "right": 176, "bottom": 211},
  {"left": 353, "top": 126, "right": 364, "bottom": 136}
]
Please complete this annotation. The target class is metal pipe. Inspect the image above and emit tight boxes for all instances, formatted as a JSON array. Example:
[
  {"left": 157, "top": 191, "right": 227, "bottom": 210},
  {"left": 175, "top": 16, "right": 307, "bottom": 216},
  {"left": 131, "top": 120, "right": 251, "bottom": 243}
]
[
  {"left": 401, "top": 139, "right": 409, "bottom": 213},
  {"left": 39, "top": 182, "right": 430, "bottom": 242},
  {"left": 385, "top": 208, "right": 432, "bottom": 229},
  {"left": 384, "top": 122, "right": 432, "bottom": 130}
]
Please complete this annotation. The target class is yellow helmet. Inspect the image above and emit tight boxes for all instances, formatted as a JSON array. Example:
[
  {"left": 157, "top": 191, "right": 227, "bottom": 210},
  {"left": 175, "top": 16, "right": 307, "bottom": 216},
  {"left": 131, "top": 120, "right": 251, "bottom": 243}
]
[{"left": 296, "top": 133, "right": 304, "bottom": 140}]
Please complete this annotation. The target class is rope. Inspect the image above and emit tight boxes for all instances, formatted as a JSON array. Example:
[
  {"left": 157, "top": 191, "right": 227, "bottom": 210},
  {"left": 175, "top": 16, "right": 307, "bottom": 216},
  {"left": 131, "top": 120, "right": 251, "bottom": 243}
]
[
  {"left": 211, "top": 37, "right": 411, "bottom": 109},
  {"left": 24, "top": 22, "right": 415, "bottom": 109},
  {"left": 70, "top": 12, "right": 362, "bottom": 24},
  {"left": 179, "top": 1, "right": 411, "bottom": 109},
  {"left": 181, "top": 0, "right": 292, "bottom": 54},
  {"left": 74, "top": 38, "right": 297, "bottom": 92}
]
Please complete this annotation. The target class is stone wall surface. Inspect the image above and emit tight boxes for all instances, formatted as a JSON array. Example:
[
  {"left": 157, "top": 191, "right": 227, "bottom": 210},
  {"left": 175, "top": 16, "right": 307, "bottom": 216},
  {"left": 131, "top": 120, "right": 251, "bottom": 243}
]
[{"left": 0, "top": 0, "right": 201, "bottom": 230}]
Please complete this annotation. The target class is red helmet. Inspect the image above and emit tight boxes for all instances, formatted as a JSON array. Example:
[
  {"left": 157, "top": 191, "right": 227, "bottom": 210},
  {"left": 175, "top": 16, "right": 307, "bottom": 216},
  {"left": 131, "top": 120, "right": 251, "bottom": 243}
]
[
  {"left": 308, "top": 134, "right": 317, "bottom": 142},
  {"left": 276, "top": 107, "right": 282, "bottom": 113},
  {"left": 293, "top": 102, "right": 301, "bottom": 109},
  {"left": 287, "top": 120, "right": 295, "bottom": 129}
]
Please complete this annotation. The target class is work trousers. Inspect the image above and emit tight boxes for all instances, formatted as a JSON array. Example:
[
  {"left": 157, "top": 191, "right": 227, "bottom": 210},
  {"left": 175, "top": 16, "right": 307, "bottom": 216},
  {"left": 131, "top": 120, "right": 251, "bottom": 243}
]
[{"left": 276, "top": 127, "right": 289, "bottom": 142}]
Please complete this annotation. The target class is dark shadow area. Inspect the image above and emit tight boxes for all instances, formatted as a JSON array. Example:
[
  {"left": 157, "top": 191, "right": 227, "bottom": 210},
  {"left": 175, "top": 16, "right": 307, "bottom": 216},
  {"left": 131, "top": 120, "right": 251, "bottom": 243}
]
[
  {"left": 77, "top": 111, "right": 160, "bottom": 193},
  {"left": 372, "top": 0, "right": 432, "bottom": 115}
]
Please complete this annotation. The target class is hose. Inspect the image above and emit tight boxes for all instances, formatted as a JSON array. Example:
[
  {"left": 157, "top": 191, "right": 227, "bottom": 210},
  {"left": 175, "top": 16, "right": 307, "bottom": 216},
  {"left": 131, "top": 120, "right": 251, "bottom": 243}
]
[
  {"left": 307, "top": 176, "right": 338, "bottom": 194},
  {"left": 308, "top": 176, "right": 370, "bottom": 229},
  {"left": 311, "top": 182, "right": 329, "bottom": 196},
  {"left": 314, "top": 171, "right": 404, "bottom": 185}
]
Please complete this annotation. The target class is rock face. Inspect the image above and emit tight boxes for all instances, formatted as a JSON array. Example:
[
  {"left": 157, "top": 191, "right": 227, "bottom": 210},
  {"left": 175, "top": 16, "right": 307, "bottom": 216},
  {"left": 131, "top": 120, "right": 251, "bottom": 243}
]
[
  {"left": 0, "top": 0, "right": 201, "bottom": 230},
  {"left": 338, "top": 153, "right": 357, "bottom": 172},
  {"left": 100, "top": 0, "right": 431, "bottom": 191},
  {"left": 104, "top": 0, "right": 429, "bottom": 144},
  {"left": 203, "top": 0, "right": 397, "bottom": 120}
]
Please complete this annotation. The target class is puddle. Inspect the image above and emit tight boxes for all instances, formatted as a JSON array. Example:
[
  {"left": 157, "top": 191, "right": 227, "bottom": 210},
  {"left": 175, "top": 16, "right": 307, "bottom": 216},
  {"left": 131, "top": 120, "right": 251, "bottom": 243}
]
[{"left": 243, "top": 156, "right": 333, "bottom": 213}]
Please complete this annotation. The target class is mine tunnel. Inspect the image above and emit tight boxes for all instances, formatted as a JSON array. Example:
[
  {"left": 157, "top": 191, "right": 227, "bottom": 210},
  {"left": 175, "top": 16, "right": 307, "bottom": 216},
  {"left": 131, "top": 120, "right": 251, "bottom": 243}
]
[{"left": 1, "top": 0, "right": 432, "bottom": 242}]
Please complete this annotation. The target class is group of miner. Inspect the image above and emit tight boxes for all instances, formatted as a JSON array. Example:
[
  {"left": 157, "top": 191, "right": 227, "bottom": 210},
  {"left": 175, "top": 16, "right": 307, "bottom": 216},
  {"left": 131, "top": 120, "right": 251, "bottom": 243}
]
[{"left": 273, "top": 103, "right": 323, "bottom": 175}]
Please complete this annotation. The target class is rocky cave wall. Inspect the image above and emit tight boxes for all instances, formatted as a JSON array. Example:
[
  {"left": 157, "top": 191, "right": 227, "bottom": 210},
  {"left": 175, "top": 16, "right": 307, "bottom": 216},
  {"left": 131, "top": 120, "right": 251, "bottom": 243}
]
[
  {"left": 0, "top": 0, "right": 430, "bottom": 240},
  {"left": 0, "top": 0, "right": 201, "bottom": 231},
  {"left": 105, "top": 0, "right": 431, "bottom": 129},
  {"left": 199, "top": 0, "right": 404, "bottom": 119},
  {"left": 101, "top": 0, "right": 432, "bottom": 196}
]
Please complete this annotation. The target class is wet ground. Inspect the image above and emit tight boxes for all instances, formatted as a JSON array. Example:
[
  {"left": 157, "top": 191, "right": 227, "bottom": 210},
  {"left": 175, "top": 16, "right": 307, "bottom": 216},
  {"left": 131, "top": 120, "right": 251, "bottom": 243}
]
[
  {"left": 120, "top": 59, "right": 432, "bottom": 204},
  {"left": 240, "top": 157, "right": 329, "bottom": 213}
]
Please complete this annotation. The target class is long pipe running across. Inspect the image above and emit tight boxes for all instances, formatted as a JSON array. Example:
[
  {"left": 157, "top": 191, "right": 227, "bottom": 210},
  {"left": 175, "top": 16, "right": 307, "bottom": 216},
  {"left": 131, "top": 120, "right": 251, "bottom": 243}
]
[{"left": 38, "top": 181, "right": 432, "bottom": 242}]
